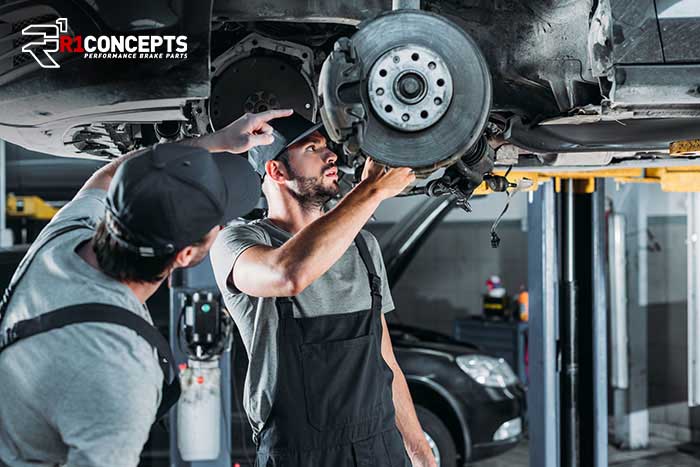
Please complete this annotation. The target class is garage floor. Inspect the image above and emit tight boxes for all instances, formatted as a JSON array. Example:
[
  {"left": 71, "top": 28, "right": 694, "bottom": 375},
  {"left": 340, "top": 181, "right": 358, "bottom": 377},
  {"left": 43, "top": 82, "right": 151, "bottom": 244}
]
[{"left": 471, "top": 436, "right": 700, "bottom": 467}]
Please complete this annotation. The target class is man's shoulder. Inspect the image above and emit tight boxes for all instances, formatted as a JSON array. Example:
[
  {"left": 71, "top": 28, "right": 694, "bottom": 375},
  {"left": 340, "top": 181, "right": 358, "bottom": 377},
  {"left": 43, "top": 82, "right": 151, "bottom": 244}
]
[
  {"left": 222, "top": 218, "right": 268, "bottom": 237},
  {"left": 50, "top": 188, "right": 106, "bottom": 227},
  {"left": 216, "top": 219, "right": 270, "bottom": 247}
]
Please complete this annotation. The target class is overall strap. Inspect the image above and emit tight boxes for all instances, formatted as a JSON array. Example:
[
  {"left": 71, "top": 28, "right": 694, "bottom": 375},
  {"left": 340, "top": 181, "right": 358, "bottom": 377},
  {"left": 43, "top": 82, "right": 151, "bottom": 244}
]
[
  {"left": 261, "top": 222, "right": 296, "bottom": 319},
  {"left": 276, "top": 296, "right": 295, "bottom": 319},
  {"left": 0, "top": 218, "right": 92, "bottom": 328},
  {"left": 1, "top": 303, "right": 180, "bottom": 421},
  {"left": 354, "top": 233, "right": 382, "bottom": 314}
]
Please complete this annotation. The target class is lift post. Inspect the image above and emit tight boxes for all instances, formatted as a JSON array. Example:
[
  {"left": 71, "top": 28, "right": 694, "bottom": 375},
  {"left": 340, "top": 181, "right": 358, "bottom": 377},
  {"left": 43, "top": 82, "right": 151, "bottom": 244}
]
[
  {"left": 527, "top": 181, "right": 559, "bottom": 467},
  {"left": 529, "top": 179, "right": 608, "bottom": 467},
  {"left": 557, "top": 179, "right": 608, "bottom": 467},
  {"left": 558, "top": 179, "right": 580, "bottom": 467}
]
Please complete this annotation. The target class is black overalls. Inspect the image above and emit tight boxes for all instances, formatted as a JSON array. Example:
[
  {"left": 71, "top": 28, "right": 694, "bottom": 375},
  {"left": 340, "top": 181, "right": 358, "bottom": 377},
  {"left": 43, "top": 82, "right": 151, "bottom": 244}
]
[{"left": 255, "top": 232, "right": 412, "bottom": 467}]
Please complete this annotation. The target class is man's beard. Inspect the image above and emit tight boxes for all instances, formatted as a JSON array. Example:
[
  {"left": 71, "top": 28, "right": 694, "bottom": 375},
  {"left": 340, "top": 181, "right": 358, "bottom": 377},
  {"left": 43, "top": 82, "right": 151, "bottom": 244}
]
[{"left": 288, "top": 163, "right": 339, "bottom": 211}]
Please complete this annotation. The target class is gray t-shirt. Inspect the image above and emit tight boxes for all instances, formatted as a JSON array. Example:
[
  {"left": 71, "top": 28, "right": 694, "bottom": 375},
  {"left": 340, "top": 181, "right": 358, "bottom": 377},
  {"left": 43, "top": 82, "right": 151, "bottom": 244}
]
[
  {"left": 0, "top": 189, "right": 162, "bottom": 467},
  {"left": 210, "top": 218, "right": 394, "bottom": 435}
]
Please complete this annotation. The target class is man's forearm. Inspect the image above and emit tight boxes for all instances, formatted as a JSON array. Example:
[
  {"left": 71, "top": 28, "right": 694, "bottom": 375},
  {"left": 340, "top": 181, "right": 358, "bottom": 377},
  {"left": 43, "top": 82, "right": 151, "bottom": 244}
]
[
  {"left": 379, "top": 314, "right": 435, "bottom": 466},
  {"left": 392, "top": 367, "right": 434, "bottom": 462},
  {"left": 274, "top": 181, "right": 384, "bottom": 293}
]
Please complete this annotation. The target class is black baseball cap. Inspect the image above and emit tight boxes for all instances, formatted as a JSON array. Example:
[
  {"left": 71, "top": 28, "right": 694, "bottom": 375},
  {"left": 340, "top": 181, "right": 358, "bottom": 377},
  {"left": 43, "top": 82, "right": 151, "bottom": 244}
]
[
  {"left": 247, "top": 113, "right": 323, "bottom": 177},
  {"left": 105, "top": 143, "right": 261, "bottom": 257}
]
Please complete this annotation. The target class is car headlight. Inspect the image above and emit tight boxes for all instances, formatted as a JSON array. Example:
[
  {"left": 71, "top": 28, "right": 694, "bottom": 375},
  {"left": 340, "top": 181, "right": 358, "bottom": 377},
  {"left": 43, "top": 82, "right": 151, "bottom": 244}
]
[
  {"left": 493, "top": 417, "right": 522, "bottom": 441},
  {"left": 456, "top": 355, "right": 519, "bottom": 388}
]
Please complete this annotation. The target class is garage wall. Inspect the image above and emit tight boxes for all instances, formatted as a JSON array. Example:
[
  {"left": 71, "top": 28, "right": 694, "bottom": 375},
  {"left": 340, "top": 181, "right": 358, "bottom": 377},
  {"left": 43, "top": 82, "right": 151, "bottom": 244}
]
[
  {"left": 644, "top": 215, "right": 698, "bottom": 441},
  {"left": 647, "top": 216, "right": 687, "bottom": 305},
  {"left": 366, "top": 220, "right": 528, "bottom": 336}
]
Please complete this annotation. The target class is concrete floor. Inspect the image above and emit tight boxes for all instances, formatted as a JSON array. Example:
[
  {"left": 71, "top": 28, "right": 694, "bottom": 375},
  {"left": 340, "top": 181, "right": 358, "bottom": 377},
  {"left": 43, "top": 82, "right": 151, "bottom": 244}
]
[{"left": 471, "top": 436, "right": 700, "bottom": 467}]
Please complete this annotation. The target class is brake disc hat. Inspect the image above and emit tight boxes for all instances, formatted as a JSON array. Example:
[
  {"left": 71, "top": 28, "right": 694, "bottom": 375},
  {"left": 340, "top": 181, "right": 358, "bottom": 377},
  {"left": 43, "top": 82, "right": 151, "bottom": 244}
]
[{"left": 353, "top": 10, "right": 492, "bottom": 168}]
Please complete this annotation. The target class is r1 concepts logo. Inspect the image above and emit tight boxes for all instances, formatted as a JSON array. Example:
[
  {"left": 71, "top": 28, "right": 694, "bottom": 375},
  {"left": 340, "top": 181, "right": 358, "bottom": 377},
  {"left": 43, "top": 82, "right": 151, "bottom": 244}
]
[
  {"left": 22, "top": 18, "right": 188, "bottom": 69},
  {"left": 22, "top": 17, "right": 66, "bottom": 68}
]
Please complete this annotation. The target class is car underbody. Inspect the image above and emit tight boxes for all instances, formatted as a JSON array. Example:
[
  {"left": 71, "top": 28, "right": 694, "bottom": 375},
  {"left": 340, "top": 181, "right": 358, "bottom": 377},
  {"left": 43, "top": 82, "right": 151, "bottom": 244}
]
[{"left": 0, "top": 0, "right": 698, "bottom": 207}]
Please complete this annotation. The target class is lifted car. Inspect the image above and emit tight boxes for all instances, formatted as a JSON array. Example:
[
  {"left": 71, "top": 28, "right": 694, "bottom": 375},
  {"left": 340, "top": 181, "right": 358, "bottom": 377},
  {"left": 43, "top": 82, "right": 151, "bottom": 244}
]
[{"left": 0, "top": 1, "right": 698, "bottom": 208}]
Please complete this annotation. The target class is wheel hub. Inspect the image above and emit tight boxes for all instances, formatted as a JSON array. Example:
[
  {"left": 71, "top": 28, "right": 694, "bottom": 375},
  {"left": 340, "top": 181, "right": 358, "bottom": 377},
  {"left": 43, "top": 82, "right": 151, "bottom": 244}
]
[{"left": 368, "top": 44, "right": 453, "bottom": 132}]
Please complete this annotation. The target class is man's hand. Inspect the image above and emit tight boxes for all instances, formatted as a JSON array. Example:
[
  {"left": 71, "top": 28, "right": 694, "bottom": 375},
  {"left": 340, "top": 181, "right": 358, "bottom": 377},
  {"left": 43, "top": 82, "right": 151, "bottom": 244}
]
[
  {"left": 196, "top": 109, "right": 294, "bottom": 154},
  {"left": 407, "top": 447, "right": 438, "bottom": 467},
  {"left": 360, "top": 158, "right": 416, "bottom": 199}
]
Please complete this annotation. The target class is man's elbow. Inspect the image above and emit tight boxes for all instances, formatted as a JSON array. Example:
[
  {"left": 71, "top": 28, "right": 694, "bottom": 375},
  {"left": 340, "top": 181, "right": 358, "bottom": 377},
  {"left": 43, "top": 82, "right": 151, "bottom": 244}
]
[{"left": 278, "top": 265, "right": 310, "bottom": 297}]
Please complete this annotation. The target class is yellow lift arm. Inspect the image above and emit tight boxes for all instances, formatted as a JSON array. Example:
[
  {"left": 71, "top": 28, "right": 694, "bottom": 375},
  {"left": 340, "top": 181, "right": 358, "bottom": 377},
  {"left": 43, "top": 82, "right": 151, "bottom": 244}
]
[{"left": 6, "top": 194, "right": 59, "bottom": 221}]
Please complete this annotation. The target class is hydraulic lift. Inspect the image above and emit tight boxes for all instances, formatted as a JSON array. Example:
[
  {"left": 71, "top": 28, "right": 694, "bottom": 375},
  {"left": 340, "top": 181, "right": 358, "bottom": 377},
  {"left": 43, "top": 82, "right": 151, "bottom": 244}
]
[{"left": 527, "top": 178, "right": 608, "bottom": 467}]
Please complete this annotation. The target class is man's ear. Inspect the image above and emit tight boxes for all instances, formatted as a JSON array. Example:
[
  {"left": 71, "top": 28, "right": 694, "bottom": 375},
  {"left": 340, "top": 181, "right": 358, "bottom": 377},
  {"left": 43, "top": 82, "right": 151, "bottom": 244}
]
[
  {"left": 266, "top": 159, "right": 288, "bottom": 184},
  {"left": 173, "top": 246, "right": 196, "bottom": 269}
]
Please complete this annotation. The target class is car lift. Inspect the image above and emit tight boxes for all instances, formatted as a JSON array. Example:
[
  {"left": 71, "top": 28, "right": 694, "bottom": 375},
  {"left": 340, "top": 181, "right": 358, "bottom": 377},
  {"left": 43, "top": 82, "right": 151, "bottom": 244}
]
[
  {"left": 525, "top": 153, "right": 700, "bottom": 467},
  {"left": 527, "top": 178, "right": 608, "bottom": 467}
]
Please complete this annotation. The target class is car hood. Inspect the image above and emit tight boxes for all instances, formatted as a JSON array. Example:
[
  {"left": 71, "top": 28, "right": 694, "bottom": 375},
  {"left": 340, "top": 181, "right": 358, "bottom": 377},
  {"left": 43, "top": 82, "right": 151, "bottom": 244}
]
[
  {"left": 389, "top": 323, "right": 480, "bottom": 357},
  {"left": 395, "top": 340, "right": 482, "bottom": 358}
]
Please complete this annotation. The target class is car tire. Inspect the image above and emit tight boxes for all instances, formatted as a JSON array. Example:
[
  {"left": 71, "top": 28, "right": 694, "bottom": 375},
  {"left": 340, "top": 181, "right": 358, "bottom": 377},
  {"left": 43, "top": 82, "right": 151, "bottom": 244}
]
[{"left": 415, "top": 404, "right": 458, "bottom": 467}]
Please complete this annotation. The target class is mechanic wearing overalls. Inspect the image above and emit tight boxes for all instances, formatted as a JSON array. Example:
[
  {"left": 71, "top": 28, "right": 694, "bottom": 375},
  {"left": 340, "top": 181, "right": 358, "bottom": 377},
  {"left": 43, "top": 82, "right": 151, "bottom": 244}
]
[
  {"left": 210, "top": 114, "right": 437, "bottom": 466},
  {"left": 0, "top": 110, "right": 290, "bottom": 467}
]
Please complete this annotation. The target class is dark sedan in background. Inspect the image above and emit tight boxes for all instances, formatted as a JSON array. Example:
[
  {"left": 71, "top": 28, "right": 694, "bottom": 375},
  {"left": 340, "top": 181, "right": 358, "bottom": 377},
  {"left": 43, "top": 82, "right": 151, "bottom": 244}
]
[{"left": 391, "top": 323, "right": 525, "bottom": 465}]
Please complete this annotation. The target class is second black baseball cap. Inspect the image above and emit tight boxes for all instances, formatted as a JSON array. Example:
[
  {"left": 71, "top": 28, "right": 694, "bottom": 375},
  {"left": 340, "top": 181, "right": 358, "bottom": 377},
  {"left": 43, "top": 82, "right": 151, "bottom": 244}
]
[
  {"left": 247, "top": 113, "right": 323, "bottom": 177},
  {"left": 106, "top": 143, "right": 261, "bottom": 257}
]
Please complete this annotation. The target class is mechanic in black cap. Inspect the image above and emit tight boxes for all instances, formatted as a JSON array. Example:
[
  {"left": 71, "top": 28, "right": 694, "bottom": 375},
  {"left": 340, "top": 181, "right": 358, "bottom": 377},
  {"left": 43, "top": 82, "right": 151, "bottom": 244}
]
[
  {"left": 210, "top": 113, "right": 437, "bottom": 467},
  {"left": 0, "top": 109, "right": 291, "bottom": 467}
]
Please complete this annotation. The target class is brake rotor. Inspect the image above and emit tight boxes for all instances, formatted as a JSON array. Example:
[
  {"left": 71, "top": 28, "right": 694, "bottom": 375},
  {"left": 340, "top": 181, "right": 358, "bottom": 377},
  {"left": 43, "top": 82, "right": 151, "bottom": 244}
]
[
  {"left": 353, "top": 10, "right": 491, "bottom": 168},
  {"left": 209, "top": 55, "right": 315, "bottom": 130}
]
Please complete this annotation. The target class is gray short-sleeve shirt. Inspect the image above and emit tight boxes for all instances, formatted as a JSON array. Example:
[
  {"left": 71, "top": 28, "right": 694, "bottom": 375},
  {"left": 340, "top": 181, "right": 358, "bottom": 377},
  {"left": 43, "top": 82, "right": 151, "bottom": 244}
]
[
  {"left": 0, "top": 189, "right": 162, "bottom": 467},
  {"left": 210, "top": 218, "right": 394, "bottom": 434}
]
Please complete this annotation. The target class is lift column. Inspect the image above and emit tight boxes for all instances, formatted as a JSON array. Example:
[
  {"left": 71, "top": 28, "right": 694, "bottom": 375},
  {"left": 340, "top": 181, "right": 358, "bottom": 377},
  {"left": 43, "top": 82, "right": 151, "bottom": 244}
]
[
  {"left": 559, "top": 179, "right": 608, "bottom": 467},
  {"left": 529, "top": 178, "right": 608, "bottom": 467},
  {"left": 527, "top": 181, "right": 559, "bottom": 467},
  {"left": 557, "top": 179, "right": 608, "bottom": 467}
]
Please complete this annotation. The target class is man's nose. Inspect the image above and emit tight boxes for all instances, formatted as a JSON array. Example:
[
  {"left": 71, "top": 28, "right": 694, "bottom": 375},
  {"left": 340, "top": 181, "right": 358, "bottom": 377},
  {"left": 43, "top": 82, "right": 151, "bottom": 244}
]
[{"left": 323, "top": 149, "right": 338, "bottom": 165}]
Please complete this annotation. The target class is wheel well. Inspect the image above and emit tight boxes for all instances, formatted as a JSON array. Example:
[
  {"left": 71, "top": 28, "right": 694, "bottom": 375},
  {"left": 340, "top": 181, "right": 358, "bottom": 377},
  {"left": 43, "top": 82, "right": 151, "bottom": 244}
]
[{"left": 408, "top": 380, "right": 471, "bottom": 462}]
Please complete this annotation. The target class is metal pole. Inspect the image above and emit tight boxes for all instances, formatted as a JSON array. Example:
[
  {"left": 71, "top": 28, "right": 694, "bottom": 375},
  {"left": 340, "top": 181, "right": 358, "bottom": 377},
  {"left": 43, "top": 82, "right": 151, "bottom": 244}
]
[
  {"left": 688, "top": 193, "right": 700, "bottom": 406},
  {"left": 559, "top": 179, "right": 578, "bottom": 467},
  {"left": 592, "top": 182, "right": 609, "bottom": 467},
  {"left": 609, "top": 213, "right": 630, "bottom": 390},
  {"left": 579, "top": 180, "right": 609, "bottom": 467},
  {"left": 527, "top": 180, "right": 559, "bottom": 467}
]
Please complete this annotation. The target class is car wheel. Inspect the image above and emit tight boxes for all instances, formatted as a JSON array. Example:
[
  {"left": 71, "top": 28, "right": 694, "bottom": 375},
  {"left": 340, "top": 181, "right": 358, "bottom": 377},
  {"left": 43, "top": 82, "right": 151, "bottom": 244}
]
[{"left": 415, "top": 404, "right": 458, "bottom": 467}]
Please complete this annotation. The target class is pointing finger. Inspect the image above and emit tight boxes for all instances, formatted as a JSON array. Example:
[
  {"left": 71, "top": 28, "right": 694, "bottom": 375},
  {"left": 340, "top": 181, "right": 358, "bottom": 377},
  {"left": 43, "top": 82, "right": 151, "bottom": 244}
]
[{"left": 253, "top": 108, "right": 294, "bottom": 123}]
